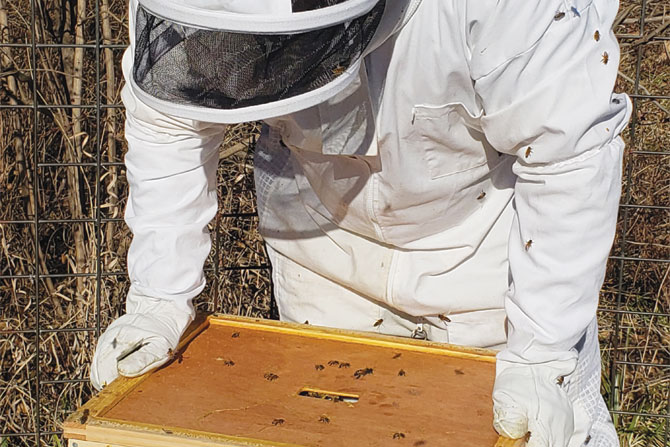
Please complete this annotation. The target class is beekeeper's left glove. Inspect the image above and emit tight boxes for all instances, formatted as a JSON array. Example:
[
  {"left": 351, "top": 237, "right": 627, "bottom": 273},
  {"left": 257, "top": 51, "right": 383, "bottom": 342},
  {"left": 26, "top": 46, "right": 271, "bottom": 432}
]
[
  {"left": 493, "top": 359, "right": 577, "bottom": 447},
  {"left": 90, "top": 292, "right": 194, "bottom": 391}
]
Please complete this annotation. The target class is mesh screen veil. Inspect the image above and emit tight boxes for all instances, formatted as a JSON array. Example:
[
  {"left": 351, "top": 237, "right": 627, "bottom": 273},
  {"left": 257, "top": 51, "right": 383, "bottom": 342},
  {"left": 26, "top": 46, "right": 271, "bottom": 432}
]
[
  {"left": 291, "top": 0, "right": 351, "bottom": 12},
  {"left": 133, "top": 1, "right": 386, "bottom": 113}
]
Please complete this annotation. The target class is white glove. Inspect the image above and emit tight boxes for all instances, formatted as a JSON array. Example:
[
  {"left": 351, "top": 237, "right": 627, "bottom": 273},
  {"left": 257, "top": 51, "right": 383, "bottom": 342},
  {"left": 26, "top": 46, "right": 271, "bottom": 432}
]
[
  {"left": 493, "top": 359, "right": 577, "bottom": 447},
  {"left": 90, "top": 292, "right": 194, "bottom": 391}
]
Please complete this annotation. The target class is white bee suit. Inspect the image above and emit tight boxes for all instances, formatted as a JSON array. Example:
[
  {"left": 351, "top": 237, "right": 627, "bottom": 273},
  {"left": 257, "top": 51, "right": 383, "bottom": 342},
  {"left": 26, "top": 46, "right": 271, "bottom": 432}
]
[
  {"left": 255, "top": 2, "right": 630, "bottom": 445},
  {"left": 91, "top": 0, "right": 632, "bottom": 445}
]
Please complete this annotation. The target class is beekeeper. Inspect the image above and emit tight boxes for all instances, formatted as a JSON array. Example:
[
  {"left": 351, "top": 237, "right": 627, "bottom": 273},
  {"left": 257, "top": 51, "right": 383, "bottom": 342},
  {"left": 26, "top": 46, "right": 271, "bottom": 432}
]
[{"left": 90, "top": 1, "right": 631, "bottom": 446}]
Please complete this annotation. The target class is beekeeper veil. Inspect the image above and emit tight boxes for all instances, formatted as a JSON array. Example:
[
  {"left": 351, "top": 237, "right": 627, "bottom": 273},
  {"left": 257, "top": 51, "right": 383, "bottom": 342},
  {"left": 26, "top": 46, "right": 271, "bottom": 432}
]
[{"left": 128, "top": 0, "right": 420, "bottom": 124}]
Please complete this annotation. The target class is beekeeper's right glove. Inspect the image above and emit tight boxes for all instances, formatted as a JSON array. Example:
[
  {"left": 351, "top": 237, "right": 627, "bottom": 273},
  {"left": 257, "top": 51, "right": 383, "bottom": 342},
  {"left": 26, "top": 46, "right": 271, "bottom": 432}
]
[{"left": 90, "top": 291, "right": 194, "bottom": 391}]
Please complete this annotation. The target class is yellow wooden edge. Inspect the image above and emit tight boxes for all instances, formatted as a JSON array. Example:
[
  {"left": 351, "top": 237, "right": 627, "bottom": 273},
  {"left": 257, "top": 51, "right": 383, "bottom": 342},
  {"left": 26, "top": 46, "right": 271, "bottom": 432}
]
[
  {"left": 207, "top": 314, "right": 497, "bottom": 363},
  {"left": 67, "top": 440, "right": 129, "bottom": 447},
  {"left": 65, "top": 313, "right": 508, "bottom": 446},
  {"left": 495, "top": 436, "right": 528, "bottom": 447},
  {"left": 298, "top": 386, "right": 360, "bottom": 400},
  {"left": 83, "top": 417, "right": 303, "bottom": 447}
]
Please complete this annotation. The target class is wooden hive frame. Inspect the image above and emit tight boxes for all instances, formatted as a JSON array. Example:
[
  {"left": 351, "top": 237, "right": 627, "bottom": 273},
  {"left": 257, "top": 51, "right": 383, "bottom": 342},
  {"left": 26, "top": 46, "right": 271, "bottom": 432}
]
[{"left": 63, "top": 314, "right": 526, "bottom": 447}]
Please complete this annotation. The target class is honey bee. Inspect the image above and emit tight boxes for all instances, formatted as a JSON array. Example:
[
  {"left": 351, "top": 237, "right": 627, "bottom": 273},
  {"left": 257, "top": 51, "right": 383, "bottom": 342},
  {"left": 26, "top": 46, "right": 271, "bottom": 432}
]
[
  {"left": 525, "top": 239, "right": 533, "bottom": 251},
  {"left": 223, "top": 359, "right": 235, "bottom": 367},
  {"left": 338, "top": 362, "right": 350, "bottom": 369},
  {"left": 272, "top": 418, "right": 285, "bottom": 426},
  {"left": 601, "top": 51, "right": 609, "bottom": 64},
  {"left": 392, "top": 353, "right": 402, "bottom": 359},
  {"left": 454, "top": 368, "right": 465, "bottom": 375},
  {"left": 332, "top": 65, "right": 346, "bottom": 76},
  {"left": 315, "top": 364, "right": 325, "bottom": 371},
  {"left": 438, "top": 314, "right": 451, "bottom": 323},
  {"left": 328, "top": 360, "right": 340, "bottom": 367},
  {"left": 476, "top": 191, "right": 486, "bottom": 200},
  {"left": 79, "top": 409, "right": 90, "bottom": 424},
  {"left": 167, "top": 348, "right": 183, "bottom": 363},
  {"left": 393, "top": 432, "right": 406, "bottom": 439},
  {"left": 373, "top": 319, "right": 384, "bottom": 327},
  {"left": 398, "top": 369, "right": 406, "bottom": 377},
  {"left": 304, "top": 320, "right": 309, "bottom": 325},
  {"left": 319, "top": 415, "right": 331, "bottom": 424},
  {"left": 354, "top": 367, "right": 374, "bottom": 379},
  {"left": 557, "top": 375, "right": 565, "bottom": 386},
  {"left": 231, "top": 332, "right": 240, "bottom": 338},
  {"left": 414, "top": 441, "right": 427, "bottom": 446},
  {"left": 525, "top": 146, "right": 533, "bottom": 158},
  {"left": 554, "top": 11, "right": 566, "bottom": 20},
  {"left": 264, "top": 372, "right": 279, "bottom": 381},
  {"left": 162, "top": 428, "right": 174, "bottom": 434},
  {"left": 594, "top": 30, "right": 600, "bottom": 41}
]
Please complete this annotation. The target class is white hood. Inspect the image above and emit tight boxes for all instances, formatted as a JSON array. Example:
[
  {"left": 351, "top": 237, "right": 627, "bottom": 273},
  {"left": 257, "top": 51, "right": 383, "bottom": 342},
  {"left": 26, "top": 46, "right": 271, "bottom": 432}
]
[{"left": 128, "top": 0, "right": 422, "bottom": 123}]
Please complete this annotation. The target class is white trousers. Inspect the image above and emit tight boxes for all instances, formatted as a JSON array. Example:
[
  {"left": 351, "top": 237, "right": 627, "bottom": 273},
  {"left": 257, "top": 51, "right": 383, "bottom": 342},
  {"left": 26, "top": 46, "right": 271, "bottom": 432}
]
[{"left": 268, "top": 243, "right": 508, "bottom": 349}]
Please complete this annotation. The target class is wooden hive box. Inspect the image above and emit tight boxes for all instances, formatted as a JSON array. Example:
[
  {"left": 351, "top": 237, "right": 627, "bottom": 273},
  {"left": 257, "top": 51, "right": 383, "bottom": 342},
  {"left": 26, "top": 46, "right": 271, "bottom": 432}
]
[{"left": 64, "top": 315, "right": 525, "bottom": 447}]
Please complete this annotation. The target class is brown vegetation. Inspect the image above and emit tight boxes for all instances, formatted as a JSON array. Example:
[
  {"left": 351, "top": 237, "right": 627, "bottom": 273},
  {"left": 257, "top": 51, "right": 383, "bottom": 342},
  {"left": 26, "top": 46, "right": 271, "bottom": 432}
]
[{"left": 0, "top": 0, "right": 667, "bottom": 446}]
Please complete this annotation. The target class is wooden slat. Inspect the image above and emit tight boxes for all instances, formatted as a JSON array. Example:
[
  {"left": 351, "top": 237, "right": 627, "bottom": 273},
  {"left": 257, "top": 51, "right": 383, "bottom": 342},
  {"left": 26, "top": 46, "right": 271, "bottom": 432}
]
[
  {"left": 208, "top": 314, "right": 497, "bottom": 363},
  {"left": 65, "top": 314, "right": 513, "bottom": 446}
]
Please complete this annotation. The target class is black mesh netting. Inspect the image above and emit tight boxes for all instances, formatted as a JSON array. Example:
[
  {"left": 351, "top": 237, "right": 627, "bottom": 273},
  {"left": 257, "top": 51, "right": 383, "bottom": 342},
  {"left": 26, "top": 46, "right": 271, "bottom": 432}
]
[
  {"left": 133, "top": 2, "right": 386, "bottom": 111},
  {"left": 292, "top": 0, "right": 350, "bottom": 13}
]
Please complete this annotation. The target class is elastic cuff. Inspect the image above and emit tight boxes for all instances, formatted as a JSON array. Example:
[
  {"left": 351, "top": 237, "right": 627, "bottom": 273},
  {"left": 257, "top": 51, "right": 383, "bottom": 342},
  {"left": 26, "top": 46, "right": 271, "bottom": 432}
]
[{"left": 127, "top": 283, "right": 199, "bottom": 316}]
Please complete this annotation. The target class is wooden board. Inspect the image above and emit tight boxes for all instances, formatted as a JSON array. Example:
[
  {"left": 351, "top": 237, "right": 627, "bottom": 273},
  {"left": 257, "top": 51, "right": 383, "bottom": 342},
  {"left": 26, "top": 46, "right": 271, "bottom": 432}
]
[{"left": 64, "top": 315, "right": 526, "bottom": 447}]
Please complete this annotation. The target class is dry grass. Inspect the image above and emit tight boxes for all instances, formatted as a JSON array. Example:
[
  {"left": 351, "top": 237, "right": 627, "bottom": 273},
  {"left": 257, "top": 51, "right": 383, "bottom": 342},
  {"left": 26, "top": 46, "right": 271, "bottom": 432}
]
[{"left": 0, "top": 0, "right": 668, "bottom": 446}]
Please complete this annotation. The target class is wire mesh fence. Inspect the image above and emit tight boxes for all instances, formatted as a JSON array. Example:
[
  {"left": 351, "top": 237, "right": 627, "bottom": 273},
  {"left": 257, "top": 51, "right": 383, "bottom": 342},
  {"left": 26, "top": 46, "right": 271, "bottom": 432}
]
[{"left": 0, "top": 0, "right": 668, "bottom": 446}]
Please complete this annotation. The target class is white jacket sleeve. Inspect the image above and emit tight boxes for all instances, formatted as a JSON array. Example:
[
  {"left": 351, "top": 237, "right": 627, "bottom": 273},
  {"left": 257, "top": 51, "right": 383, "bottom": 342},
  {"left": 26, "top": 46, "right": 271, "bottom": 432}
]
[
  {"left": 469, "top": 0, "right": 631, "bottom": 366},
  {"left": 122, "top": 0, "right": 227, "bottom": 312}
]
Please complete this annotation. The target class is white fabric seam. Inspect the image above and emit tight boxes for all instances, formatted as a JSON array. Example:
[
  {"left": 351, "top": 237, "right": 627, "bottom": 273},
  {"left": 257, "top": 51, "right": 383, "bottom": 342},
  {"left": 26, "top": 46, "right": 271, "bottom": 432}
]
[{"left": 138, "top": 0, "right": 379, "bottom": 33}]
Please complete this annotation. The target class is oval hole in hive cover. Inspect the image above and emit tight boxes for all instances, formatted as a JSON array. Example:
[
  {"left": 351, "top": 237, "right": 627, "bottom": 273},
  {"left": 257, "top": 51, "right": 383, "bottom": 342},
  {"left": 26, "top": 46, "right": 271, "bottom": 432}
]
[{"left": 298, "top": 387, "right": 360, "bottom": 404}]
